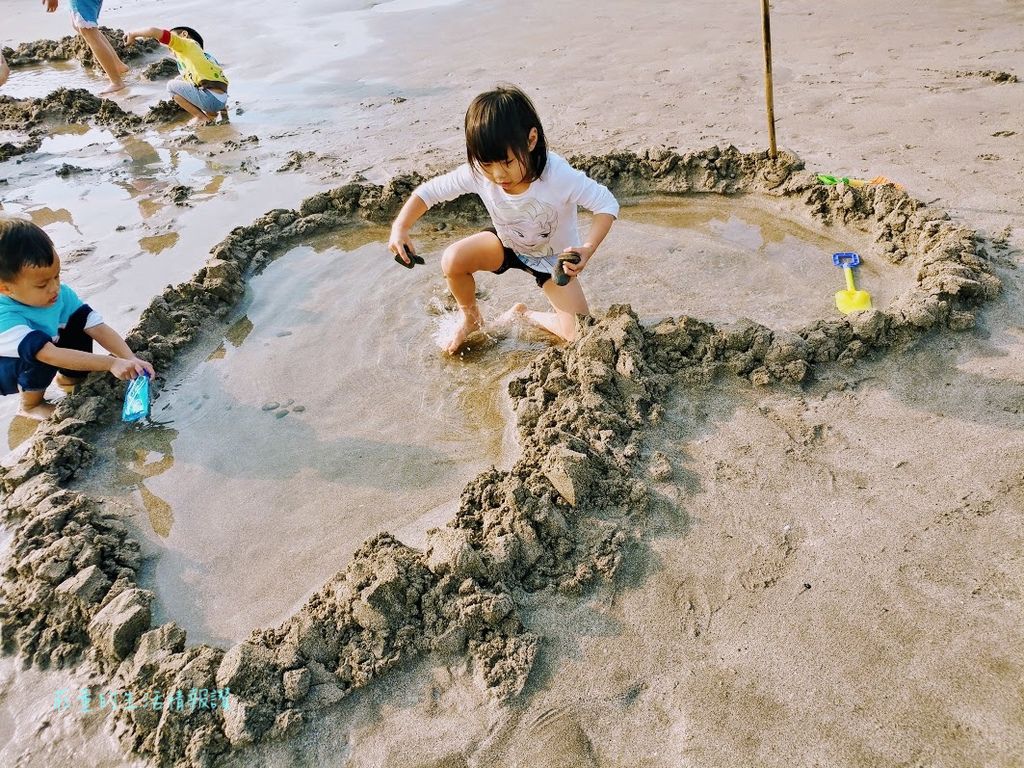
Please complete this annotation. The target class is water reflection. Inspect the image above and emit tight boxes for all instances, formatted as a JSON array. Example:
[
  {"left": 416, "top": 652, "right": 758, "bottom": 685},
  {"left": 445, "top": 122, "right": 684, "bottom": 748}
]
[
  {"left": 113, "top": 424, "right": 178, "bottom": 538},
  {"left": 139, "top": 231, "right": 180, "bottom": 255},
  {"left": 27, "top": 206, "right": 77, "bottom": 229}
]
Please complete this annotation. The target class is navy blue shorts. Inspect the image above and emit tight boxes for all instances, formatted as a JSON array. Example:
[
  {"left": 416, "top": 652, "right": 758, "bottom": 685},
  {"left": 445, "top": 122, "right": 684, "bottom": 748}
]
[
  {"left": 484, "top": 227, "right": 552, "bottom": 287},
  {"left": 0, "top": 304, "right": 94, "bottom": 395}
]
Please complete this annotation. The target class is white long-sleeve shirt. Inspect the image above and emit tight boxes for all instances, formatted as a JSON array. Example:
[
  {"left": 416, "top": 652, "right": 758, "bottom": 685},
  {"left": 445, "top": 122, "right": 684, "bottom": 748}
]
[{"left": 414, "top": 151, "right": 619, "bottom": 275}]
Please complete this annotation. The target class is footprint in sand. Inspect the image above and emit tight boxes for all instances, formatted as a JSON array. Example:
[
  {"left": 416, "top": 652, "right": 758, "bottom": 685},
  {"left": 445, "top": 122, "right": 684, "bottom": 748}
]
[
  {"left": 672, "top": 579, "right": 713, "bottom": 639},
  {"left": 503, "top": 706, "right": 598, "bottom": 768},
  {"left": 739, "top": 528, "right": 799, "bottom": 592},
  {"left": 410, "top": 756, "right": 469, "bottom": 768}
]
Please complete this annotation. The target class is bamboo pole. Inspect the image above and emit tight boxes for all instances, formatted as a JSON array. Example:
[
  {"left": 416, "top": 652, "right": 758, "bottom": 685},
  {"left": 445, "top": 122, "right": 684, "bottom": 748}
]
[{"left": 761, "top": 0, "right": 778, "bottom": 159}]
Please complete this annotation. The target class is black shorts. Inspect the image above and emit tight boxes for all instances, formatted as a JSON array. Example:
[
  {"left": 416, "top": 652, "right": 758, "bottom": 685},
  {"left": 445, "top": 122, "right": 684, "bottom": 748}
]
[{"left": 484, "top": 227, "right": 552, "bottom": 287}]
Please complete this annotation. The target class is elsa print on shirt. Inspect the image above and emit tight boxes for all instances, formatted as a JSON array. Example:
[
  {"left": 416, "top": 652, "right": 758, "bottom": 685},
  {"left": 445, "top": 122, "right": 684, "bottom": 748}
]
[{"left": 492, "top": 198, "right": 560, "bottom": 272}]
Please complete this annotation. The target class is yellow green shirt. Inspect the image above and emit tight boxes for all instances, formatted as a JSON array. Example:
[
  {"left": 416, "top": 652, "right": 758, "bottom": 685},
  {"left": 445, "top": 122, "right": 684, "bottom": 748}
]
[{"left": 159, "top": 30, "right": 229, "bottom": 90}]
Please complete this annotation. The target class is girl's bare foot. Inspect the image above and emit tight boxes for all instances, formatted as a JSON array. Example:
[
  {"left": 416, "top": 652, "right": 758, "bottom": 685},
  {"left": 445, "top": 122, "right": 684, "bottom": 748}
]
[
  {"left": 18, "top": 401, "right": 55, "bottom": 421},
  {"left": 99, "top": 81, "right": 126, "bottom": 95},
  {"left": 496, "top": 302, "right": 528, "bottom": 327},
  {"left": 446, "top": 306, "right": 484, "bottom": 355}
]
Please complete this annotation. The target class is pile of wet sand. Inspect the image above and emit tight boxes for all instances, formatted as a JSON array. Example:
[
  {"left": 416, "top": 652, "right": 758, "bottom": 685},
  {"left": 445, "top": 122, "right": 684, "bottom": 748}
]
[
  {"left": 1, "top": 27, "right": 158, "bottom": 70},
  {"left": 0, "top": 144, "right": 1001, "bottom": 766}
]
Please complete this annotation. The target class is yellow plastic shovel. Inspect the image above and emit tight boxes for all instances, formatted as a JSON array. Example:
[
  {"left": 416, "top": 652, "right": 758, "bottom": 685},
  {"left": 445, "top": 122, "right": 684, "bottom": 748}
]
[{"left": 832, "top": 252, "right": 872, "bottom": 314}]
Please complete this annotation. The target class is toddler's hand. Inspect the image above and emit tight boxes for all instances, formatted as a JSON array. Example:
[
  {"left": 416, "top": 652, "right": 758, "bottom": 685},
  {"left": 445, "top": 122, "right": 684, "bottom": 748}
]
[
  {"left": 132, "top": 357, "right": 157, "bottom": 379},
  {"left": 110, "top": 357, "right": 155, "bottom": 381},
  {"left": 125, "top": 32, "right": 137, "bottom": 45},
  {"left": 43, "top": 0, "right": 59, "bottom": 13}
]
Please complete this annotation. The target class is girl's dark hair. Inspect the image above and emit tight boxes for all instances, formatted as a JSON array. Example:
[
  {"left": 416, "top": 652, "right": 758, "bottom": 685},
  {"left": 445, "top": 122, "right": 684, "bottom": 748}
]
[
  {"left": 465, "top": 85, "right": 547, "bottom": 181},
  {"left": 0, "top": 217, "right": 56, "bottom": 282},
  {"left": 171, "top": 26, "right": 204, "bottom": 49}
]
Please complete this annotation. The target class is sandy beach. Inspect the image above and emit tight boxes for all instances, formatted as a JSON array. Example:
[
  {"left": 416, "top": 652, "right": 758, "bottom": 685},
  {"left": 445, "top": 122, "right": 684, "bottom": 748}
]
[{"left": 1, "top": 0, "right": 1022, "bottom": 766}]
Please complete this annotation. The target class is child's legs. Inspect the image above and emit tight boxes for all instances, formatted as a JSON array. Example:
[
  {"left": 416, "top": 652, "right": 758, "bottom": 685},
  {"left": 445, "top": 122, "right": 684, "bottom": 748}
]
[
  {"left": 440, "top": 232, "right": 506, "bottom": 312},
  {"left": 16, "top": 357, "right": 59, "bottom": 405},
  {"left": 78, "top": 30, "right": 126, "bottom": 89},
  {"left": 167, "top": 81, "right": 227, "bottom": 120},
  {"left": 92, "top": 28, "right": 128, "bottom": 73},
  {"left": 71, "top": 1, "right": 126, "bottom": 89},
  {"left": 527, "top": 278, "right": 590, "bottom": 341}
]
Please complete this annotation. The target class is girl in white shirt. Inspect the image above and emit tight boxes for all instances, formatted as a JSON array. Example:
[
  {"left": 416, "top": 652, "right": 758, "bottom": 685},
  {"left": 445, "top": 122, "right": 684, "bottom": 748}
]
[{"left": 388, "top": 85, "right": 619, "bottom": 355}]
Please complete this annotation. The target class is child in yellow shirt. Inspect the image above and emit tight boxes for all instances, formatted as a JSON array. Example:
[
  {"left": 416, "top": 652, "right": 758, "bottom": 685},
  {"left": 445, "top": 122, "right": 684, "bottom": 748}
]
[{"left": 126, "top": 26, "right": 229, "bottom": 123}]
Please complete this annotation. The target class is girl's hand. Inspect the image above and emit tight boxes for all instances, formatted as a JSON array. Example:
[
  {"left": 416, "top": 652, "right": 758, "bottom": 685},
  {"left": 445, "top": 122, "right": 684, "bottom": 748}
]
[
  {"left": 388, "top": 228, "right": 417, "bottom": 266},
  {"left": 125, "top": 32, "right": 137, "bottom": 45},
  {"left": 44, "top": 0, "right": 59, "bottom": 12},
  {"left": 562, "top": 245, "right": 593, "bottom": 278}
]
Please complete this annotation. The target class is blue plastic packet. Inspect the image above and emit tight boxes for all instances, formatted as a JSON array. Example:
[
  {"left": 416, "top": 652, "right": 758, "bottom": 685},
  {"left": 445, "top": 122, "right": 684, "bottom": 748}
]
[{"left": 122, "top": 373, "right": 151, "bottom": 423}]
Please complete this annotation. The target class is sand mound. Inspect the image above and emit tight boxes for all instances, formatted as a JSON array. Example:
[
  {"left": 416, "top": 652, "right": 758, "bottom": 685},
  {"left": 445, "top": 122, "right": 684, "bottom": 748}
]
[
  {"left": 1, "top": 27, "right": 158, "bottom": 69},
  {"left": 0, "top": 87, "right": 185, "bottom": 138}
]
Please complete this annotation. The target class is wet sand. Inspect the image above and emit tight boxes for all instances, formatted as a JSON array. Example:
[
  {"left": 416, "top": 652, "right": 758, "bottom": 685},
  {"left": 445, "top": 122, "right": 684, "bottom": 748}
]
[
  {"left": 77, "top": 227, "right": 540, "bottom": 646},
  {"left": 74, "top": 199, "right": 864, "bottom": 648},
  {"left": 1, "top": 0, "right": 1023, "bottom": 766}
]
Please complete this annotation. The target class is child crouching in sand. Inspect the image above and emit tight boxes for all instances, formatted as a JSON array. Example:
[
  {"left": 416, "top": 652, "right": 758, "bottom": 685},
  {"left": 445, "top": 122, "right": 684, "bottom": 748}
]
[
  {"left": 388, "top": 85, "right": 618, "bottom": 354},
  {"left": 125, "top": 26, "right": 229, "bottom": 124},
  {"left": 0, "top": 217, "right": 155, "bottom": 419}
]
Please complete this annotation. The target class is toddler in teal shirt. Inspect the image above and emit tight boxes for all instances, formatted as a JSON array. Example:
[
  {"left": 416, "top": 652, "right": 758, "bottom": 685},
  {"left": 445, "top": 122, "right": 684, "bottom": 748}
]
[{"left": 0, "top": 217, "right": 154, "bottom": 419}]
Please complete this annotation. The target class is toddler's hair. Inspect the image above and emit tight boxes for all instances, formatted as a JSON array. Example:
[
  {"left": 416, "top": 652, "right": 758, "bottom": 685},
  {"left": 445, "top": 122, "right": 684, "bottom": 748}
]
[
  {"left": 0, "top": 217, "right": 56, "bottom": 282},
  {"left": 171, "top": 26, "right": 204, "bottom": 49},
  {"left": 465, "top": 85, "right": 547, "bottom": 182}
]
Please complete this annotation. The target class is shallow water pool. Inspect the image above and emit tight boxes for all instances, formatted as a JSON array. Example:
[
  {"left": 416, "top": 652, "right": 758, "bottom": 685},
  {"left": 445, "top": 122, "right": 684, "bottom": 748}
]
[{"left": 77, "top": 194, "right": 899, "bottom": 646}]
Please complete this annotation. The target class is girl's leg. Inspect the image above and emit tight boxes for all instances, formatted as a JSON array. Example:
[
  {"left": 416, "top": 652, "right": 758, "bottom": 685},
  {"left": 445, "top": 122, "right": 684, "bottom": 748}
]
[
  {"left": 95, "top": 30, "right": 130, "bottom": 75},
  {"left": 78, "top": 27, "right": 127, "bottom": 93},
  {"left": 440, "top": 232, "right": 505, "bottom": 354},
  {"left": 522, "top": 278, "right": 590, "bottom": 342}
]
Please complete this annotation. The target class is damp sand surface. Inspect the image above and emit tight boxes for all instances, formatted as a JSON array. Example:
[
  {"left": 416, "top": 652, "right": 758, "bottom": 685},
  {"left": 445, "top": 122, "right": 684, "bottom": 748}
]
[
  {"left": 77, "top": 225, "right": 545, "bottom": 646},
  {"left": 1, "top": 1, "right": 1022, "bottom": 766},
  {"left": 73, "top": 197, "right": 875, "bottom": 647},
  {"left": 223, "top": 297, "right": 1024, "bottom": 768},
  {"left": 0, "top": 656, "right": 147, "bottom": 768}
]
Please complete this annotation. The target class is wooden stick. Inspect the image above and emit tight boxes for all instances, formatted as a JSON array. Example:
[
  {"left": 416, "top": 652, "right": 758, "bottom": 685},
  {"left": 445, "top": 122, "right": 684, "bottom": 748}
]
[{"left": 761, "top": 0, "right": 778, "bottom": 159}]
